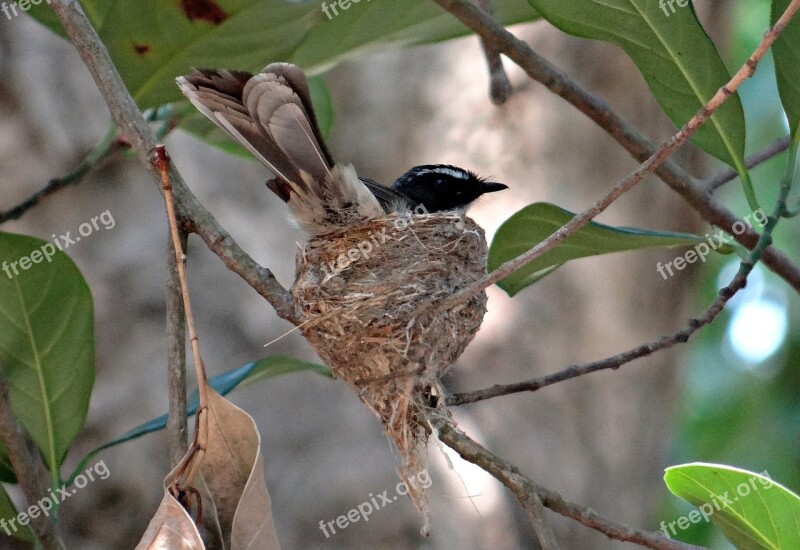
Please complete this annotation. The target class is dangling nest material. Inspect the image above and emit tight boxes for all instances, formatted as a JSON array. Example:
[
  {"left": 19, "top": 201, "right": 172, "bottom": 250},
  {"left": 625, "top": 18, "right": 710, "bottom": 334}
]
[{"left": 291, "top": 212, "right": 489, "bottom": 532}]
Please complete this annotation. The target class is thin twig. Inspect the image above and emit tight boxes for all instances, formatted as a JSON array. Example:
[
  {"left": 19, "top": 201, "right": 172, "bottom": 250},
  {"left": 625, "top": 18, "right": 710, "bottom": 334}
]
[
  {"left": 152, "top": 148, "right": 208, "bottom": 390},
  {"left": 48, "top": 0, "right": 300, "bottom": 325},
  {"left": 450, "top": 140, "right": 799, "bottom": 408},
  {"left": 166, "top": 228, "right": 189, "bottom": 466},
  {"left": 704, "top": 135, "right": 792, "bottom": 192},
  {"left": 474, "top": 0, "right": 512, "bottom": 105},
  {"left": 152, "top": 147, "right": 209, "bottom": 490},
  {"left": 431, "top": 0, "right": 800, "bottom": 293},
  {"left": 433, "top": 419, "right": 704, "bottom": 550},
  {"left": 0, "top": 124, "right": 121, "bottom": 225},
  {"left": 526, "top": 491, "right": 560, "bottom": 550},
  {"left": 0, "top": 376, "right": 65, "bottom": 550},
  {"left": 447, "top": 270, "right": 752, "bottom": 406},
  {"left": 432, "top": 0, "right": 794, "bottom": 314}
]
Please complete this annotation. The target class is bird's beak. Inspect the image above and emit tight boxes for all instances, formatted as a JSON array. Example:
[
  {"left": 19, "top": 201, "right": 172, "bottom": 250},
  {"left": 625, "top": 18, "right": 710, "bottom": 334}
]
[{"left": 480, "top": 181, "right": 509, "bottom": 193}]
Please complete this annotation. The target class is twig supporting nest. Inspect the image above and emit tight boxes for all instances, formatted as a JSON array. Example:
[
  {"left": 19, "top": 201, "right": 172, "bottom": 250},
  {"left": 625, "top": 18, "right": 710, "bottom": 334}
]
[{"left": 292, "top": 212, "right": 489, "bottom": 530}]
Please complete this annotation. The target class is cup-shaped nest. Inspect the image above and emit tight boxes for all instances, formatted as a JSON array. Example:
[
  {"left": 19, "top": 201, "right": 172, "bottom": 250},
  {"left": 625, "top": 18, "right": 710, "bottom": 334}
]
[{"left": 291, "top": 212, "right": 489, "bottom": 530}]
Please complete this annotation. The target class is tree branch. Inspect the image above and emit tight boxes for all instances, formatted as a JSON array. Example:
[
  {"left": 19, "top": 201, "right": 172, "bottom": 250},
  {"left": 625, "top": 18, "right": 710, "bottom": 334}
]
[
  {"left": 0, "top": 376, "right": 65, "bottom": 549},
  {"left": 432, "top": 0, "right": 791, "bottom": 314},
  {"left": 447, "top": 265, "right": 751, "bottom": 406},
  {"left": 166, "top": 228, "right": 189, "bottom": 466},
  {"left": 431, "top": 0, "right": 800, "bottom": 293},
  {"left": 704, "top": 135, "right": 792, "bottom": 192},
  {"left": 48, "top": 0, "right": 300, "bottom": 325},
  {"left": 450, "top": 137, "right": 798, "bottom": 408},
  {"left": 474, "top": 0, "right": 512, "bottom": 105},
  {"left": 525, "top": 491, "right": 560, "bottom": 550},
  {"left": 0, "top": 124, "right": 122, "bottom": 225},
  {"left": 433, "top": 419, "right": 704, "bottom": 550}
]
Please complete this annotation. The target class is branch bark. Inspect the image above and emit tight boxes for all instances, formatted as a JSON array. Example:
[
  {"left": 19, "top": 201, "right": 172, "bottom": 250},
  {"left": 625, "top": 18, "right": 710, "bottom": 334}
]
[
  {"left": 431, "top": 0, "right": 800, "bottom": 293},
  {"left": 434, "top": 419, "right": 704, "bottom": 550},
  {"left": 0, "top": 376, "right": 65, "bottom": 549},
  {"left": 432, "top": 0, "right": 793, "bottom": 313},
  {"left": 48, "top": 0, "right": 300, "bottom": 325},
  {"left": 0, "top": 124, "right": 122, "bottom": 225},
  {"left": 166, "top": 228, "right": 189, "bottom": 466}
]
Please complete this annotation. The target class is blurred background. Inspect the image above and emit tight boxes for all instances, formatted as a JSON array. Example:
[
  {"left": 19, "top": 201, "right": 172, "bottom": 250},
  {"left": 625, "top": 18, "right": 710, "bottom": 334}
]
[{"left": 0, "top": 0, "right": 797, "bottom": 548}]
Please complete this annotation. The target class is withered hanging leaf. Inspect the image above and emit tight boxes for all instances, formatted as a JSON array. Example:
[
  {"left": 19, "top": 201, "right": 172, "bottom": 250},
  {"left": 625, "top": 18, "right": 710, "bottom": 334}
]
[
  {"left": 134, "top": 488, "right": 205, "bottom": 549},
  {"left": 136, "top": 388, "right": 279, "bottom": 549},
  {"left": 200, "top": 388, "right": 280, "bottom": 549}
]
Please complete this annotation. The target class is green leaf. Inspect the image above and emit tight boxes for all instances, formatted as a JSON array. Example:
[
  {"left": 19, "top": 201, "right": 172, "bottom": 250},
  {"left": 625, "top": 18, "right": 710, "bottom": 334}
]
[
  {"left": 526, "top": 0, "right": 754, "bottom": 205},
  {"left": 488, "top": 203, "right": 727, "bottom": 296},
  {"left": 0, "top": 233, "right": 95, "bottom": 488},
  {"left": 27, "top": 0, "right": 537, "bottom": 109},
  {"left": 664, "top": 463, "right": 800, "bottom": 549},
  {"left": 307, "top": 76, "right": 334, "bottom": 141},
  {"left": 64, "top": 355, "right": 329, "bottom": 485},
  {"left": 772, "top": 0, "right": 800, "bottom": 139},
  {"left": 0, "top": 484, "right": 35, "bottom": 543}
]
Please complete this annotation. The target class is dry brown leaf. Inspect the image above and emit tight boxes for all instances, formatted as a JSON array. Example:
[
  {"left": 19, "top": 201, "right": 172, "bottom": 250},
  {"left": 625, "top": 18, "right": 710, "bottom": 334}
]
[
  {"left": 136, "top": 388, "right": 279, "bottom": 549},
  {"left": 201, "top": 388, "right": 280, "bottom": 550},
  {"left": 134, "top": 489, "right": 204, "bottom": 550}
]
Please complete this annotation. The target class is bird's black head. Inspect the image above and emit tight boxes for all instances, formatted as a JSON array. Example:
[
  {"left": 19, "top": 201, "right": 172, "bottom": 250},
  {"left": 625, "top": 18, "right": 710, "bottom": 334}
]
[{"left": 391, "top": 165, "right": 508, "bottom": 213}]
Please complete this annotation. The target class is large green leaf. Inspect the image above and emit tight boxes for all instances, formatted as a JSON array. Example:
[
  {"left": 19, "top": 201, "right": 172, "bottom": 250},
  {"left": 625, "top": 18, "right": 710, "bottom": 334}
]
[
  {"left": 488, "top": 203, "right": 730, "bottom": 296},
  {"left": 772, "top": 0, "right": 800, "bottom": 138},
  {"left": 664, "top": 463, "right": 800, "bottom": 549},
  {"left": 27, "top": 0, "right": 538, "bottom": 109},
  {"left": 64, "top": 355, "right": 330, "bottom": 485},
  {"left": 0, "top": 233, "right": 95, "bottom": 487},
  {"left": 526, "top": 0, "right": 753, "bottom": 204}
]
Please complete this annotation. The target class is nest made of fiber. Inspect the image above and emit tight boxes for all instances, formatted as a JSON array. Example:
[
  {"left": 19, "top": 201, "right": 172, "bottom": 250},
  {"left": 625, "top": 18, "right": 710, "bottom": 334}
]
[{"left": 291, "top": 212, "right": 489, "bottom": 531}]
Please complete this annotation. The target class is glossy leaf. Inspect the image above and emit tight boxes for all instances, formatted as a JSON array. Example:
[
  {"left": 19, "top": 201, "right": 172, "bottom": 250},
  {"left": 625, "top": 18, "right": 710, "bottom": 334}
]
[
  {"left": 488, "top": 203, "right": 728, "bottom": 296},
  {"left": 27, "top": 0, "right": 537, "bottom": 109},
  {"left": 526, "top": 0, "right": 747, "bottom": 171},
  {"left": 772, "top": 0, "right": 800, "bottom": 138},
  {"left": 0, "top": 233, "right": 95, "bottom": 484},
  {"left": 664, "top": 463, "right": 800, "bottom": 549}
]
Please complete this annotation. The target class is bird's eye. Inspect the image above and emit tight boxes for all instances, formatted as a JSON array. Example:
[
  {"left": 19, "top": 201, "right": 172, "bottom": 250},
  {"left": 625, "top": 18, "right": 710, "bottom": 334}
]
[{"left": 436, "top": 179, "right": 445, "bottom": 186}]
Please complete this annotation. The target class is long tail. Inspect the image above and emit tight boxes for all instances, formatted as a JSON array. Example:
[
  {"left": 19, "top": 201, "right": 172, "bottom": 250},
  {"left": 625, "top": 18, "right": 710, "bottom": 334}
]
[{"left": 177, "top": 63, "right": 383, "bottom": 233}]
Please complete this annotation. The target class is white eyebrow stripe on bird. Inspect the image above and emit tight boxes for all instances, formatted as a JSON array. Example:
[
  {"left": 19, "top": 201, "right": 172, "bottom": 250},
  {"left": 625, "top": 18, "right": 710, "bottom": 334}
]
[{"left": 413, "top": 167, "right": 470, "bottom": 179}]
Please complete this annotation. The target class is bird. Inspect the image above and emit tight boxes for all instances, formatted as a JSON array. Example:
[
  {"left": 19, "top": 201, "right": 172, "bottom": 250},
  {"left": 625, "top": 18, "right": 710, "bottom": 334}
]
[
  {"left": 177, "top": 63, "right": 508, "bottom": 532},
  {"left": 176, "top": 64, "right": 507, "bottom": 233}
]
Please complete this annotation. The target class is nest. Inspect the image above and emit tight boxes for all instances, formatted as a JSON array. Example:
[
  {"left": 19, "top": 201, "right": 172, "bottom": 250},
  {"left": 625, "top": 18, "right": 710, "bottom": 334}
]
[{"left": 291, "top": 212, "right": 489, "bottom": 531}]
